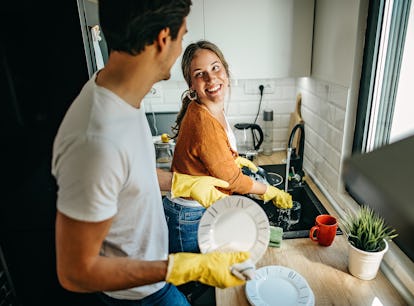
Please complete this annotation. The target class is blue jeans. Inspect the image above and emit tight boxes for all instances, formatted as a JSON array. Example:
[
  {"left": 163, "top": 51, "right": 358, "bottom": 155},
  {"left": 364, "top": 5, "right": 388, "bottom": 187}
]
[
  {"left": 98, "top": 283, "right": 190, "bottom": 306},
  {"left": 162, "top": 197, "right": 206, "bottom": 253},
  {"left": 162, "top": 198, "right": 216, "bottom": 304}
]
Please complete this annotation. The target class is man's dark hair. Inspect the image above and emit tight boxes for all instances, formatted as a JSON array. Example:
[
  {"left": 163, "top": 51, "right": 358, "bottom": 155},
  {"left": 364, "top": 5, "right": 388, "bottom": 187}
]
[{"left": 99, "top": 0, "right": 191, "bottom": 55}]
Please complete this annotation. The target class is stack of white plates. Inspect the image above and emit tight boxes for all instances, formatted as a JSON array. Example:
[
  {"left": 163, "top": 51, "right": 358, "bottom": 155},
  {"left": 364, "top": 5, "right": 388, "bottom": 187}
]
[{"left": 245, "top": 265, "right": 315, "bottom": 306}]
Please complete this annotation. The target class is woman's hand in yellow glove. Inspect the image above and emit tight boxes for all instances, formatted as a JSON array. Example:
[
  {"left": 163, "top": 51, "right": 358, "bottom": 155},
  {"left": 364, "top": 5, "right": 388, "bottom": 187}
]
[
  {"left": 171, "top": 173, "right": 229, "bottom": 208},
  {"left": 260, "top": 185, "right": 293, "bottom": 209},
  {"left": 165, "top": 252, "right": 252, "bottom": 288},
  {"left": 234, "top": 156, "right": 258, "bottom": 172}
]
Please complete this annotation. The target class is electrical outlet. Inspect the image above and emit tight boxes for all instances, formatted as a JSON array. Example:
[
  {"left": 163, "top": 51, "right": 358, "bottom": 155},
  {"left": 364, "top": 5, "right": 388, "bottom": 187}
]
[{"left": 244, "top": 80, "right": 275, "bottom": 94}]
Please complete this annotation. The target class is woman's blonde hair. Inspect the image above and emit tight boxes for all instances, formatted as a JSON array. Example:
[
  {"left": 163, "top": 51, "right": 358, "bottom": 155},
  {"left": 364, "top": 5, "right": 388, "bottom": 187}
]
[{"left": 172, "top": 40, "right": 230, "bottom": 138}]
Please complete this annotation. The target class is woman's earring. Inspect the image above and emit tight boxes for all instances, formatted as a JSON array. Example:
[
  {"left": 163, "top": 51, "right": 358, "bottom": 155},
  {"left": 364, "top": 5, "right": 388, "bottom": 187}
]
[{"left": 186, "top": 89, "right": 198, "bottom": 101}]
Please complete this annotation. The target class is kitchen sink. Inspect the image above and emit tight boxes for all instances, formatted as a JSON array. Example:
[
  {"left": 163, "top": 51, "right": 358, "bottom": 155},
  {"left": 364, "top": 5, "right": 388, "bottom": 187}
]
[{"left": 248, "top": 164, "right": 343, "bottom": 239}]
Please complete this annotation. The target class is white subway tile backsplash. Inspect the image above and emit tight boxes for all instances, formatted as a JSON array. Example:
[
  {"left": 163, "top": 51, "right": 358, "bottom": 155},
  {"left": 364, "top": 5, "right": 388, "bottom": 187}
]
[
  {"left": 302, "top": 93, "right": 320, "bottom": 116},
  {"left": 321, "top": 161, "right": 340, "bottom": 191},
  {"left": 297, "top": 77, "right": 313, "bottom": 92},
  {"left": 238, "top": 101, "right": 262, "bottom": 116},
  {"left": 304, "top": 126, "right": 316, "bottom": 146},
  {"left": 280, "top": 86, "right": 298, "bottom": 99},
  {"left": 326, "top": 150, "right": 341, "bottom": 173},
  {"left": 229, "top": 115, "right": 255, "bottom": 124},
  {"left": 275, "top": 78, "right": 296, "bottom": 87},
  {"left": 229, "top": 89, "right": 257, "bottom": 102},
  {"left": 328, "top": 128, "right": 343, "bottom": 152},
  {"left": 319, "top": 101, "right": 331, "bottom": 119},
  {"left": 315, "top": 79, "right": 330, "bottom": 100},
  {"left": 326, "top": 104, "right": 336, "bottom": 125},
  {"left": 333, "top": 107, "right": 346, "bottom": 130},
  {"left": 297, "top": 77, "right": 348, "bottom": 194},
  {"left": 328, "top": 83, "right": 348, "bottom": 109},
  {"left": 271, "top": 101, "right": 294, "bottom": 114},
  {"left": 225, "top": 102, "right": 240, "bottom": 116},
  {"left": 277, "top": 114, "right": 291, "bottom": 128},
  {"left": 275, "top": 129, "right": 289, "bottom": 142},
  {"left": 305, "top": 144, "right": 318, "bottom": 166}
]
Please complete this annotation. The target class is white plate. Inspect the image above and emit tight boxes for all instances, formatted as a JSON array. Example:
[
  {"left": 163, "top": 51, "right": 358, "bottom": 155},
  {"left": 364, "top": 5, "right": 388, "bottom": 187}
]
[
  {"left": 198, "top": 196, "right": 270, "bottom": 263},
  {"left": 245, "top": 266, "right": 314, "bottom": 306}
]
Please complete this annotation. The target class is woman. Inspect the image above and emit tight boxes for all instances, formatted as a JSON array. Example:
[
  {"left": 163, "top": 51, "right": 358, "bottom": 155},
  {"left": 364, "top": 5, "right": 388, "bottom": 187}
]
[{"left": 163, "top": 40, "right": 292, "bottom": 254}]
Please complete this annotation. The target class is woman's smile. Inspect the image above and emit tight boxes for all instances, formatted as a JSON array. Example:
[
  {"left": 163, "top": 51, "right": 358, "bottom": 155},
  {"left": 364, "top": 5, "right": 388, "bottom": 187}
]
[
  {"left": 206, "top": 84, "right": 222, "bottom": 94},
  {"left": 190, "top": 48, "right": 229, "bottom": 103}
]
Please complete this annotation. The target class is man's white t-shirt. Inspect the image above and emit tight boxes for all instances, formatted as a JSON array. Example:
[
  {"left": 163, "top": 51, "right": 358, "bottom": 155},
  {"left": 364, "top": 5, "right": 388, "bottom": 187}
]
[{"left": 52, "top": 73, "right": 168, "bottom": 300}]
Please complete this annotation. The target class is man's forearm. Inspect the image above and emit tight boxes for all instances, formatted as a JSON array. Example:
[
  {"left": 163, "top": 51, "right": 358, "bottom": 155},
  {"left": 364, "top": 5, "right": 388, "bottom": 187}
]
[{"left": 156, "top": 168, "right": 173, "bottom": 191}]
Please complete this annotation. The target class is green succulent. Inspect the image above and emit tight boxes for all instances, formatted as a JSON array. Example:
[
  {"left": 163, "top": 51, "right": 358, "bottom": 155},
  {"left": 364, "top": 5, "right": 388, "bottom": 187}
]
[{"left": 341, "top": 205, "right": 398, "bottom": 252}]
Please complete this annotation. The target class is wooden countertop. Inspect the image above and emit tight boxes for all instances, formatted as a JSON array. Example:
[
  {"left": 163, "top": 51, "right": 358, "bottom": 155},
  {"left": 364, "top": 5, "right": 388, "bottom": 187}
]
[{"left": 216, "top": 151, "right": 406, "bottom": 306}]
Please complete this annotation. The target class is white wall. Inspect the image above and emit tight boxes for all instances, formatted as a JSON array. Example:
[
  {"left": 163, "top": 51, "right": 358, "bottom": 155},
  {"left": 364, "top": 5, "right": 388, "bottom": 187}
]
[
  {"left": 311, "top": 0, "right": 360, "bottom": 87},
  {"left": 298, "top": 0, "right": 366, "bottom": 196}
]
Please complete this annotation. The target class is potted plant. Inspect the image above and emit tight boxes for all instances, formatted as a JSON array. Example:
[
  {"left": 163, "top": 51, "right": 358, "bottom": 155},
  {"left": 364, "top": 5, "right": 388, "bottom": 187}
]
[{"left": 341, "top": 205, "right": 398, "bottom": 280}]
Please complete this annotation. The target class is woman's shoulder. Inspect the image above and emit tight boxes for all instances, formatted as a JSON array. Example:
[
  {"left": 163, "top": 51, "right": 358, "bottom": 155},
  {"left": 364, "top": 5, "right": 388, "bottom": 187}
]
[{"left": 184, "top": 102, "right": 213, "bottom": 125}]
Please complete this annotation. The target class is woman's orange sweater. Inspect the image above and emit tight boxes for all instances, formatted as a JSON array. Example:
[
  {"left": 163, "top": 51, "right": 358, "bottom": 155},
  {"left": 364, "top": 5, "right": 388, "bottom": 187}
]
[{"left": 171, "top": 102, "right": 253, "bottom": 195}]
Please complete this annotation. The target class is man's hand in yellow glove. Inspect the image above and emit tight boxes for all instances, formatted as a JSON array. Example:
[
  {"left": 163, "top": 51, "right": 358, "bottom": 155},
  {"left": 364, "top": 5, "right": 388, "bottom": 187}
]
[
  {"left": 171, "top": 173, "right": 229, "bottom": 208},
  {"left": 260, "top": 185, "right": 293, "bottom": 209},
  {"left": 234, "top": 156, "right": 258, "bottom": 172},
  {"left": 166, "top": 252, "right": 253, "bottom": 288}
]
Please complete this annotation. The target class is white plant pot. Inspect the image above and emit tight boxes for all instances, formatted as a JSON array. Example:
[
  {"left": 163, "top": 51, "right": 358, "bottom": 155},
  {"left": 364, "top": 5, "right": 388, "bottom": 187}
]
[{"left": 347, "top": 239, "right": 388, "bottom": 280}]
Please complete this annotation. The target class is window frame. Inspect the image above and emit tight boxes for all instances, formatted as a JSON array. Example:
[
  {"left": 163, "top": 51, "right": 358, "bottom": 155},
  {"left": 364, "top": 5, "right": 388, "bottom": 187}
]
[{"left": 353, "top": 0, "right": 411, "bottom": 153}]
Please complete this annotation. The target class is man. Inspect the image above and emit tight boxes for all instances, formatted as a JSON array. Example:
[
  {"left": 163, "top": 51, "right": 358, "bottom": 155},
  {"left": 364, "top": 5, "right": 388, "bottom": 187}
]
[{"left": 51, "top": 1, "right": 252, "bottom": 305}]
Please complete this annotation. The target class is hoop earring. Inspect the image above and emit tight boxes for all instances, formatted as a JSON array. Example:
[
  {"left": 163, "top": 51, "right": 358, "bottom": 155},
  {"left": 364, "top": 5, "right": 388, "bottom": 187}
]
[{"left": 186, "top": 89, "right": 198, "bottom": 101}]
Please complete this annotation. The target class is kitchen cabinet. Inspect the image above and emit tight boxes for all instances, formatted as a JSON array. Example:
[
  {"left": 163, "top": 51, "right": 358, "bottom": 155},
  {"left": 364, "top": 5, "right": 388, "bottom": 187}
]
[
  {"left": 169, "top": 0, "right": 204, "bottom": 82},
  {"left": 169, "top": 0, "right": 314, "bottom": 80}
]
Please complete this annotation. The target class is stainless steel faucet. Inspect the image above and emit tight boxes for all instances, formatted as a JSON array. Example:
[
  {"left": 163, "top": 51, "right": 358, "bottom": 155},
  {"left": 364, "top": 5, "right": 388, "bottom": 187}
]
[
  {"left": 285, "top": 147, "right": 293, "bottom": 192},
  {"left": 285, "top": 123, "right": 305, "bottom": 191}
]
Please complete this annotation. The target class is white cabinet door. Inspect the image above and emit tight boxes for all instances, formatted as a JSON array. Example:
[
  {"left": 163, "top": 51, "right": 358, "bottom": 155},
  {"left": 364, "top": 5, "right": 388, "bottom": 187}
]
[
  {"left": 204, "top": 0, "right": 314, "bottom": 79},
  {"left": 169, "top": 0, "right": 205, "bottom": 81},
  {"left": 169, "top": 0, "right": 314, "bottom": 80}
]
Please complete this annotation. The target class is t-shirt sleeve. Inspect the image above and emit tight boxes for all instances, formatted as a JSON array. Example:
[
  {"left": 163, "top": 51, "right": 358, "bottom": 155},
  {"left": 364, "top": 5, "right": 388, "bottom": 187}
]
[{"left": 53, "top": 135, "right": 126, "bottom": 222}]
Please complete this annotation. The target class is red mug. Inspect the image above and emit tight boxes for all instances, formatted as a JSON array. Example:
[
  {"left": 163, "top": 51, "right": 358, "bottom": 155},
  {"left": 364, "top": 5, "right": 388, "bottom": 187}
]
[{"left": 309, "top": 214, "right": 338, "bottom": 246}]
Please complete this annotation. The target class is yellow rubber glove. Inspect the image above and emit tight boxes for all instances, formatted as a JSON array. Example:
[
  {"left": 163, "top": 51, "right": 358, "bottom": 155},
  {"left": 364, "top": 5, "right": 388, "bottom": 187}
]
[
  {"left": 260, "top": 185, "right": 293, "bottom": 209},
  {"left": 171, "top": 173, "right": 229, "bottom": 208},
  {"left": 166, "top": 252, "right": 250, "bottom": 288},
  {"left": 234, "top": 156, "right": 258, "bottom": 172}
]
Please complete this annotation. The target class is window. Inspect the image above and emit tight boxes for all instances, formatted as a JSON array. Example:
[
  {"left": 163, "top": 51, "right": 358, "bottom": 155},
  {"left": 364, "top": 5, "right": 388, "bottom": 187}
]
[
  {"left": 347, "top": 0, "right": 413, "bottom": 262},
  {"left": 353, "top": 0, "right": 412, "bottom": 153}
]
